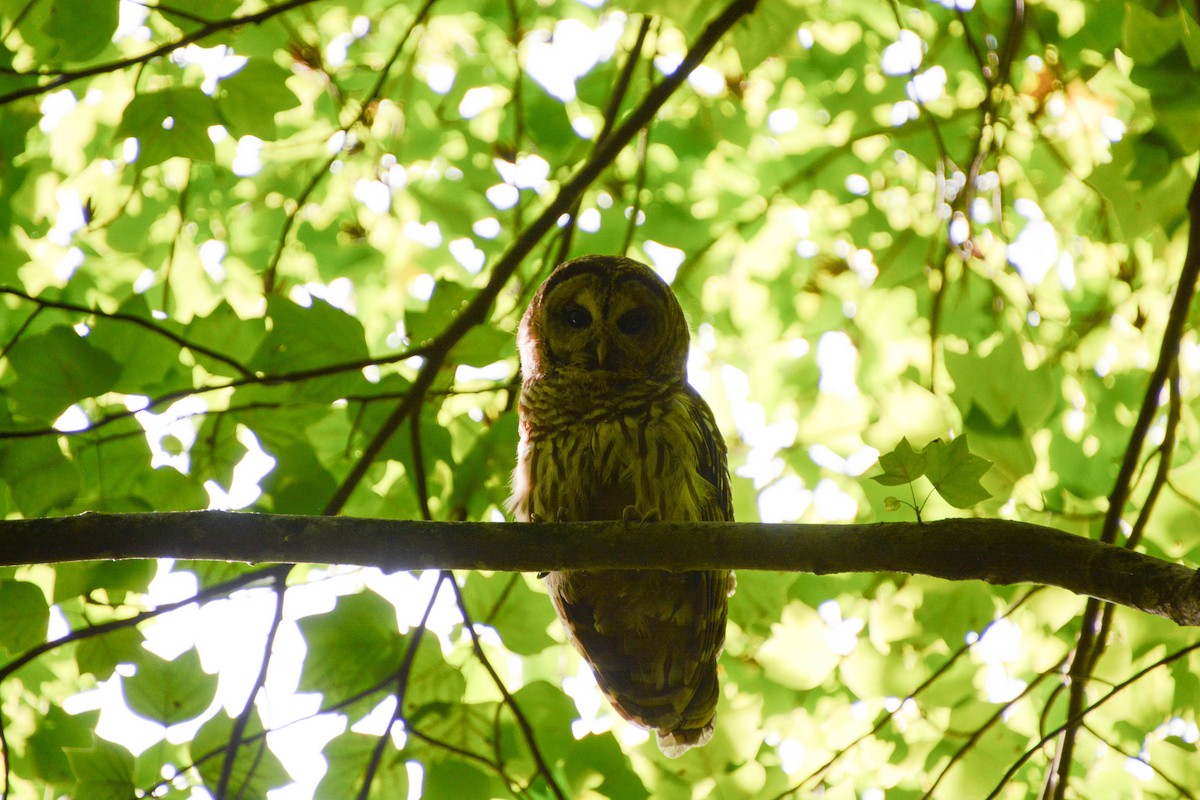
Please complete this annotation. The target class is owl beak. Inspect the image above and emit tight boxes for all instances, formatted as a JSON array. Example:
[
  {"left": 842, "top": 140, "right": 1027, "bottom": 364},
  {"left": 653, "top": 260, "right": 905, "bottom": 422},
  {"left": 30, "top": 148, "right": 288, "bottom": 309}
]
[{"left": 594, "top": 338, "right": 609, "bottom": 367}]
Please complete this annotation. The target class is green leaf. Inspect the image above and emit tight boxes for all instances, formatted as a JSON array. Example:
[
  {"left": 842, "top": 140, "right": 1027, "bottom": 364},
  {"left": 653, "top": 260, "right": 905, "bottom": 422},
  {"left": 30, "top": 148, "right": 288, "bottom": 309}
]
[
  {"left": 43, "top": 0, "right": 118, "bottom": 62},
  {"left": 183, "top": 301, "right": 266, "bottom": 378},
  {"left": 503, "top": 681, "right": 576, "bottom": 762},
  {"left": 29, "top": 705, "right": 97, "bottom": 785},
  {"left": 406, "top": 279, "right": 473, "bottom": 345},
  {"left": 256, "top": 439, "right": 335, "bottom": 514},
  {"left": 0, "top": 579, "right": 49, "bottom": 655},
  {"left": 296, "top": 590, "right": 405, "bottom": 705},
  {"left": 403, "top": 634, "right": 466, "bottom": 712},
  {"left": 192, "top": 711, "right": 292, "bottom": 796},
  {"left": 192, "top": 413, "right": 249, "bottom": 491},
  {"left": 730, "top": 0, "right": 806, "bottom": 71},
  {"left": 1123, "top": 3, "right": 1183, "bottom": 64},
  {"left": 66, "top": 738, "right": 136, "bottom": 800},
  {"left": 75, "top": 627, "right": 143, "bottom": 680},
  {"left": 86, "top": 296, "right": 184, "bottom": 392},
  {"left": 249, "top": 296, "right": 371, "bottom": 374},
  {"left": 216, "top": 59, "right": 302, "bottom": 139},
  {"left": 460, "top": 572, "right": 556, "bottom": 655},
  {"left": 754, "top": 601, "right": 838, "bottom": 690},
  {"left": 944, "top": 336, "right": 1057, "bottom": 430},
  {"left": 122, "top": 647, "right": 218, "bottom": 725},
  {"left": 5, "top": 326, "right": 121, "bottom": 419},
  {"left": 0, "top": 437, "right": 81, "bottom": 515},
  {"left": 871, "top": 437, "right": 926, "bottom": 486},
  {"left": 422, "top": 760, "right": 496, "bottom": 800},
  {"left": 53, "top": 560, "right": 156, "bottom": 603},
  {"left": 116, "top": 88, "right": 221, "bottom": 165},
  {"left": 448, "top": 412, "right": 518, "bottom": 516},
  {"left": 924, "top": 436, "right": 993, "bottom": 509},
  {"left": 316, "top": 732, "right": 409, "bottom": 800},
  {"left": 564, "top": 733, "right": 649, "bottom": 800}
]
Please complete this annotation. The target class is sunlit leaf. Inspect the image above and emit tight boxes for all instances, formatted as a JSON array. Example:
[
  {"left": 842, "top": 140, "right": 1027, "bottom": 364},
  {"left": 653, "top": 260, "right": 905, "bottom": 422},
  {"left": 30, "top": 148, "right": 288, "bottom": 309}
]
[
  {"left": 5, "top": 326, "right": 120, "bottom": 419},
  {"left": 115, "top": 88, "right": 222, "bottom": 165},
  {"left": 66, "top": 738, "right": 136, "bottom": 800},
  {"left": 871, "top": 437, "right": 926, "bottom": 486},
  {"left": 121, "top": 648, "right": 217, "bottom": 725},
  {"left": 0, "top": 580, "right": 49, "bottom": 655},
  {"left": 923, "top": 436, "right": 993, "bottom": 509}
]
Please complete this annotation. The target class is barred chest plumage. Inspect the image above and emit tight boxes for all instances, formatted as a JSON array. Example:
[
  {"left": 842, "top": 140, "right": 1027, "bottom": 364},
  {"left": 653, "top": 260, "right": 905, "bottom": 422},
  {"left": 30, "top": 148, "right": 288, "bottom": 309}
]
[{"left": 511, "top": 377, "right": 722, "bottom": 524}]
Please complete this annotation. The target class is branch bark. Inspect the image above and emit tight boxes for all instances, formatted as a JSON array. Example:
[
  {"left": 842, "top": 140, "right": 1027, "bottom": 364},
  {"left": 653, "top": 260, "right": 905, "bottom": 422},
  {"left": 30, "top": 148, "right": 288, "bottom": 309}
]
[{"left": 2, "top": 513, "right": 1197, "bottom": 626}]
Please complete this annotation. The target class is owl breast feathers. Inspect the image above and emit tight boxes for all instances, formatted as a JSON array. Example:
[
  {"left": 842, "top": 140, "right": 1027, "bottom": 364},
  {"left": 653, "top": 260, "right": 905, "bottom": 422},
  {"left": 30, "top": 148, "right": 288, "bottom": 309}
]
[{"left": 509, "top": 254, "right": 734, "bottom": 757}]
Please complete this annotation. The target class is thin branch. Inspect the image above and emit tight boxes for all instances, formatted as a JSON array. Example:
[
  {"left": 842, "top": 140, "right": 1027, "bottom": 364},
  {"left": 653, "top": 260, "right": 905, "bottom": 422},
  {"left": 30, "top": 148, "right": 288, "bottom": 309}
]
[
  {"left": 320, "top": 0, "right": 761, "bottom": 515},
  {"left": 263, "top": 0, "right": 439, "bottom": 293},
  {"left": 0, "top": 694, "right": 8, "bottom": 800},
  {"left": 620, "top": 126, "right": 650, "bottom": 256},
  {"left": 0, "top": 0, "right": 326, "bottom": 106},
  {"left": 782, "top": 588, "right": 1045, "bottom": 799},
  {"left": 0, "top": 341, "right": 436, "bottom": 441},
  {"left": 1047, "top": 163, "right": 1200, "bottom": 800},
  {"left": 556, "top": 14, "right": 653, "bottom": 264},
  {"left": 986, "top": 640, "right": 1200, "bottom": 800},
  {"left": 2, "top": 513, "right": 1198, "bottom": 626},
  {"left": 0, "top": 285, "right": 253, "bottom": 378},
  {"left": 357, "top": 571, "right": 447, "bottom": 800},
  {"left": 0, "top": 565, "right": 279, "bottom": 682},
  {"left": 449, "top": 576, "right": 566, "bottom": 800},
  {"left": 161, "top": 162, "right": 192, "bottom": 316},
  {"left": 1081, "top": 722, "right": 1197, "bottom": 799},
  {"left": 921, "top": 651, "right": 1069, "bottom": 799},
  {"left": 409, "top": 410, "right": 433, "bottom": 522},
  {"left": 1099, "top": 171, "right": 1200, "bottom": 547},
  {"left": 215, "top": 564, "right": 290, "bottom": 800}
]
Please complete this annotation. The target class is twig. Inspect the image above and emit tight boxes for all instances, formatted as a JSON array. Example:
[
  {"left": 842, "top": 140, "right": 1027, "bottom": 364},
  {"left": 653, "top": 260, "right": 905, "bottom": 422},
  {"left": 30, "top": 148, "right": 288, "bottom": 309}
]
[
  {"left": 0, "top": 565, "right": 280, "bottom": 682},
  {"left": 356, "top": 571, "right": 448, "bottom": 800},
  {"left": 0, "top": 0, "right": 326, "bottom": 106},
  {"left": 449, "top": 576, "right": 566, "bottom": 800},
  {"left": 263, "top": 0, "right": 439, "bottom": 293},
  {"left": 987, "top": 640, "right": 1200, "bottom": 800},
  {"left": 320, "top": 0, "right": 762, "bottom": 515},
  {"left": 0, "top": 285, "right": 253, "bottom": 378},
  {"left": 556, "top": 14, "right": 654, "bottom": 264},
  {"left": 215, "top": 564, "right": 290, "bottom": 799},
  {"left": 781, "top": 588, "right": 1044, "bottom": 799},
  {"left": 1047, "top": 160, "right": 1200, "bottom": 800}
]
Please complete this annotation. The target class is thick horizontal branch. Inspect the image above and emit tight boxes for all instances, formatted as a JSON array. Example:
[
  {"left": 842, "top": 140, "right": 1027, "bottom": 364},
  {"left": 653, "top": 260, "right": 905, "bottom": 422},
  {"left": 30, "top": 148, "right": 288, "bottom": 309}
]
[{"left": 2, "top": 512, "right": 1198, "bottom": 626}]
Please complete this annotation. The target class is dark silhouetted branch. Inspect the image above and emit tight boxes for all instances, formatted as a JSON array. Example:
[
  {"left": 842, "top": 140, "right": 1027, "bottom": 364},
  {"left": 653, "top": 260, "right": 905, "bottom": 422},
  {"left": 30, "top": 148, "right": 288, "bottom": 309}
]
[{"left": 1, "top": 513, "right": 1197, "bottom": 626}]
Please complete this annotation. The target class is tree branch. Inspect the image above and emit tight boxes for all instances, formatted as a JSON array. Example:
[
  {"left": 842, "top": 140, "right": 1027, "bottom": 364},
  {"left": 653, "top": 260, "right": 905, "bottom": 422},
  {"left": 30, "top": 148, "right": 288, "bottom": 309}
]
[
  {"left": 320, "top": 0, "right": 759, "bottom": 514},
  {"left": 0, "top": 0, "right": 326, "bottom": 106},
  {"left": 3, "top": 513, "right": 1197, "bottom": 625}
]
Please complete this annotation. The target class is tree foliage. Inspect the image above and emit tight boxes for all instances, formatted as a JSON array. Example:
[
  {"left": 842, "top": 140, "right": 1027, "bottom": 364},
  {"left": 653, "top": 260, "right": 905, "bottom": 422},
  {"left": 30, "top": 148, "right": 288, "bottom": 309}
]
[{"left": 0, "top": 0, "right": 1198, "bottom": 798}]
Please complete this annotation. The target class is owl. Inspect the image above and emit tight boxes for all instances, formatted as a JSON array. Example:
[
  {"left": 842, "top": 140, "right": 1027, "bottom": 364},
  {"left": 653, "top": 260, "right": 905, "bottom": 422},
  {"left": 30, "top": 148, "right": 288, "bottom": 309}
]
[{"left": 509, "top": 254, "right": 735, "bottom": 757}]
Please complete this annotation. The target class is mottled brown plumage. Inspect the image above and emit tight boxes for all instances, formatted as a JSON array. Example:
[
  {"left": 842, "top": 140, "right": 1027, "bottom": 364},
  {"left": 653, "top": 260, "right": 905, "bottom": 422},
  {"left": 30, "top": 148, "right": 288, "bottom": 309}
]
[{"left": 509, "top": 254, "right": 734, "bottom": 757}]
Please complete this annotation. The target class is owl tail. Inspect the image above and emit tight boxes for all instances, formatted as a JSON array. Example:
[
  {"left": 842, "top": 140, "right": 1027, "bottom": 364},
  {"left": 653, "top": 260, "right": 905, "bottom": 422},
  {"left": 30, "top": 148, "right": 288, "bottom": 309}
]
[{"left": 656, "top": 719, "right": 715, "bottom": 758}]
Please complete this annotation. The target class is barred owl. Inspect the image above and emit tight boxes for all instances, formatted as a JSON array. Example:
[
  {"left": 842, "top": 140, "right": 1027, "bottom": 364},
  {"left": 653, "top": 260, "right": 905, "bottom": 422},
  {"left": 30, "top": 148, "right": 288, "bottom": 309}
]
[{"left": 509, "top": 254, "right": 734, "bottom": 757}]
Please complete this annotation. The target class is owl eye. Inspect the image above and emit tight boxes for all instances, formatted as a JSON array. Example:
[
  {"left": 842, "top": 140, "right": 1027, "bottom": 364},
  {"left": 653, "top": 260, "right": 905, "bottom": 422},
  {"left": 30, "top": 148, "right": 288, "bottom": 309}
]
[
  {"left": 562, "top": 304, "right": 592, "bottom": 329},
  {"left": 617, "top": 308, "right": 650, "bottom": 335}
]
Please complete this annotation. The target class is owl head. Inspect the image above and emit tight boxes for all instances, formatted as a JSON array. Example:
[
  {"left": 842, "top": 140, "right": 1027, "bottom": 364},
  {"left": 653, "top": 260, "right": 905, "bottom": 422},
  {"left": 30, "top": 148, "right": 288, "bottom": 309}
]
[{"left": 518, "top": 255, "right": 690, "bottom": 383}]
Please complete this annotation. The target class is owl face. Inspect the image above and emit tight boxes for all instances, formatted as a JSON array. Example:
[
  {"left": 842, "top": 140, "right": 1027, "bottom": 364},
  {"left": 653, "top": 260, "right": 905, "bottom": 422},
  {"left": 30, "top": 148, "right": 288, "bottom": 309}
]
[{"left": 519, "top": 255, "right": 689, "bottom": 382}]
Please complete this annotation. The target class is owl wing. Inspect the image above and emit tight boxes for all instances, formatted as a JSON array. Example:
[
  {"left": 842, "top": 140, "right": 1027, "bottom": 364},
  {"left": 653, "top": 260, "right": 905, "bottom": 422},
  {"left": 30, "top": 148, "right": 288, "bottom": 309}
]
[{"left": 683, "top": 383, "right": 734, "bottom": 523}]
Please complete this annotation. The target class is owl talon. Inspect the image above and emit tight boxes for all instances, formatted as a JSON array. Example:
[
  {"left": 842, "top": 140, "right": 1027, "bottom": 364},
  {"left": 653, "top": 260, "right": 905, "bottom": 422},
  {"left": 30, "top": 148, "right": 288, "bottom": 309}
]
[
  {"left": 622, "top": 506, "right": 659, "bottom": 526},
  {"left": 529, "top": 507, "right": 569, "bottom": 523}
]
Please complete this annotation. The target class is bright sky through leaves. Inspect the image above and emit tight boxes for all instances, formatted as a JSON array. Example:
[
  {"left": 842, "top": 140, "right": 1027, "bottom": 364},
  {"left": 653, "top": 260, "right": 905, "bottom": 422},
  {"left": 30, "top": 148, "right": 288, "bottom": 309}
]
[{"left": 3, "top": 0, "right": 1200, "bottom": 797}]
